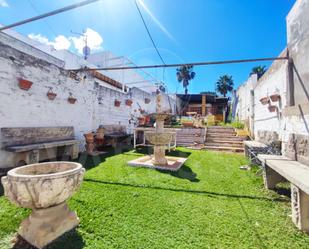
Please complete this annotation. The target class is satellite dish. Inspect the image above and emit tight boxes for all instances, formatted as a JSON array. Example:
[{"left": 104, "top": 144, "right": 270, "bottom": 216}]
[{"left": 83, "top": 45, "right": 91, "bottom": 59}]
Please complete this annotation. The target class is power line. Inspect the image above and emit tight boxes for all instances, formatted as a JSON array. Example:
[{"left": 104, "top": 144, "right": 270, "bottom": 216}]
[
  {"left": 70, "top": 56, "right": 289, "bottom": 71},
  {"left": 0, "top": 0, "right": 101, "bottom": 31},
  {"left": 134, "top": 0, "right": 165, "bottom": 65}
]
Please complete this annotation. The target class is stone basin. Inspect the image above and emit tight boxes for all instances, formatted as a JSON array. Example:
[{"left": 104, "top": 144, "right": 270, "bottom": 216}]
[
  {"left": 2, "top": 161, "right": 85, "bottom": 209},
  {"left": 145, "top": 132, "right": 174, "bottom": 145}
]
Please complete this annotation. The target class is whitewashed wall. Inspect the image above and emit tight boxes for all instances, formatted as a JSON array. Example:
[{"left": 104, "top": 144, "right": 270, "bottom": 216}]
[
  {"left": 253, "top": 51, "right": 288, "bottom": 139},
  {"left": 0, "top": 33, "right": 175, "bottom": 169}
]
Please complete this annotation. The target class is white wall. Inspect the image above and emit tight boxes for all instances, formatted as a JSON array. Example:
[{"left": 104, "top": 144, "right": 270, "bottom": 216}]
[
  {"left": 253, "top": 50, "right": 288, "bottom": 139},
  {"left": 0, "top": 32, "right": 175, "bottom": 169}
]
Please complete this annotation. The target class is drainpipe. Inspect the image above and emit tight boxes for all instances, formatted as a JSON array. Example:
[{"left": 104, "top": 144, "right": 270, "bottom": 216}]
[{"left": 287, "top": 50, "right": 295, "bottom": 106}]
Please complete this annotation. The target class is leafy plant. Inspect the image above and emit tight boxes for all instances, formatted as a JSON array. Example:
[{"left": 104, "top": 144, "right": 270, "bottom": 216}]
[{"left": 250, "top": 66, "right": 267, "bottom": 79}]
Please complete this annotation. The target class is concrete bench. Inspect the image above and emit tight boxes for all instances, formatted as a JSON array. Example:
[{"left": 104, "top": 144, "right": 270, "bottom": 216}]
[
  {"left": 257, "top": 133, "right": 309, "bottom": 233},
  {"left": 102, "top": 125, "right": 130, "bottom": 148},
  {"left": 1, "top": 127, "right": 80, "bottom": 167}
]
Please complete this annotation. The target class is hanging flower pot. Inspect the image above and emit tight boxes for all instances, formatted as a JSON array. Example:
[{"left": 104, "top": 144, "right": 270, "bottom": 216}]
[
  {"left": 125, "top": 99, "right": 133, "bottom": 106},
  {"left": 270, "top": 94, "right": 280, "bottom": 102},
  {"left": 47, "top": 88, "right": 57, "bottom": 100},
  {"left": 18, "top": 78, "right": 33, "bottom": 91},
  {"left": 260, "top": 97, "right": 269, "bottom": 105},
  {"left": 145, "top": 98, "right": 151, "bottom": 104},
  {"left": 68, "top": 93, "right": 77, "bottom": 104},
  {"left": 268, "top": 105, "right": 277, "bottom": 112},
  {"left": 114, "top": 100, "right": 121, "bottom": 107}
]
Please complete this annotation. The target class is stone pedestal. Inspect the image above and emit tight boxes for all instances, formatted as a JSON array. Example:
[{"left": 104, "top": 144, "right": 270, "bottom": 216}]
[
  {"left": 19, "top": 203, "right": 79, "bottom": 249},
  {"left": 153, "top": 146, "right": 168, "bottom": 165},
  {"left": 291, "top": 184, "right": 309, "bottom": 233},
  {"left": 263, "top": 164, "right": 286, "bottom": 189}
]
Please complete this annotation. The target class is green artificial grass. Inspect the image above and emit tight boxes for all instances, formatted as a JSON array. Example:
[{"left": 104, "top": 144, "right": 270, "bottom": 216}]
[{"left": 1, "top": 148, "right": 309, "bottom": 248}]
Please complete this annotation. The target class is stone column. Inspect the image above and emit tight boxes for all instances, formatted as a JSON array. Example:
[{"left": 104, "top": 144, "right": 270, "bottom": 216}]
[
  {"left": 153, "top": 146, "right": 168, "bottom": 165},
  {"left": 263, "top": 164, "right": 285, "bottom": 189}
]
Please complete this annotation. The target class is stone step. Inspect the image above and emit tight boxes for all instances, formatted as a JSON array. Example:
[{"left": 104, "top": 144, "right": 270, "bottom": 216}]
[
  {"left": 203, "top": 145, "right": 244, "bottom": 153},
  {"left": 206, "top": 134, "right": 240, "bottom": 139},
  {"left": 207, "top": 126, "right": 235, "bottom": 130},
  {"left": 205, "top": 142, "right": 244, "bottom": 148},
  {"left": 206, "top": 139, "right": 244, "bottom": 145}
]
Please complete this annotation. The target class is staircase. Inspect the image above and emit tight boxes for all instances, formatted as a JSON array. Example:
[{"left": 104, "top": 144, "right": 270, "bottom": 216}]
[
  {"left": 176, "top": 128, "right": 206, "bottom": 147},
  {"left": 204, "top": 126, "right": 245, "bottom": 153}
]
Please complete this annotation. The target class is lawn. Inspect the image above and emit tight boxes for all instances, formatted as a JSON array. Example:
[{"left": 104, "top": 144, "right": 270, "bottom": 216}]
[{"left": 1, "top": 148, "right": 309, "bottom": 249}]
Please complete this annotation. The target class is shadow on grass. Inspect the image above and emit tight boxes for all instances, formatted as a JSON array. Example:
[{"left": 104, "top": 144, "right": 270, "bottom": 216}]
[
  {"left": 238, "top": 199, "right": 267, "bottom": 249},
  {"left": 83, "top": 178, "right": 288, "bottom": 203},
  {"left": 76, "top": 145, "right": 133, "bottom": 170},
  {"left": 0, "top": 181, "right": 3, "bottom": 196},
  {"left": 157, "top": 165, "right": 199, "bottom": 182},
  {"left": 12, "top": 229, "right": 85, "bottom": 249}
]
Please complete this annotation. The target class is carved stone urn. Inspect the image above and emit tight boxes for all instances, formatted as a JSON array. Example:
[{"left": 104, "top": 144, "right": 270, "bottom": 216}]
[{"left": 1, "top": 162, "right": 85, "bottom": 249}]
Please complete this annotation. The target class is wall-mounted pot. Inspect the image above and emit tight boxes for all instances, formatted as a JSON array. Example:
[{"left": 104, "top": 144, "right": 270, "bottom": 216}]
[
  {"left": 260, "top": 97, "right": 269, "bottom": 105},
  {"left": 145, "top": 98, "right": 151, "bottom": 104},
  {"left": 18, "top": 78, "right": 33, "bottom": 91},
  {"left": 125, "top": 99, "right": 133, "bottom": 106},
  {"left": 270, "top": 94, "right": 280, "bottom": 102},
  {"left": 268, "top": 105, "right": 277, "bottom": 112},
  {"left": 114, "top": 100, "right": 121, "bottom": 107},
  {"left": 47, "top": 88, "right": 57, "bottom": 100}
]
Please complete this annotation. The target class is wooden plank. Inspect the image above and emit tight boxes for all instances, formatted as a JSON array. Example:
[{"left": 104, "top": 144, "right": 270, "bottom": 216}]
[
  {"left": 1, "top": 127, "right": 74, "bottom": 147},
  {"left": 258, "top": 154, "right": 309, "bottom": 195},
  {"left": 5, "top": 139, "right": 79, "bottom": 152}
]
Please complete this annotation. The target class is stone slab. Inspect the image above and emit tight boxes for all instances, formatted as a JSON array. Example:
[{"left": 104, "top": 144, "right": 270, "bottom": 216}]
[
  {"left": 128, "top": 155, "right": 187, "bottom": 171},
  {"left": 258, "top": 154, "right": 309, "bottom": 195},
  {"left": 244, "top": 140, "right": 268, "bottom": 148}
]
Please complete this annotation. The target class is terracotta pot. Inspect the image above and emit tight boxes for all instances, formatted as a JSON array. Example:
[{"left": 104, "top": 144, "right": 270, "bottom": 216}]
[
  {"left": 125, "top": 99, "right": 133, "bottom": 106},
  {"left": 96, "top": 127, "right": 105, "bottom": 139},
  {"left": 260, "top": 97, "right": 269, "bottom": 105},
  {"left": 268, "top": 105, "right": 277, "bottom": 112},
  {"left": 182, "top": 122, "right": 194, "bottom": 127},
  {"left": 68, "top": 97, "right": 77, "bottom": 104},
  {"left": 145, "top": 98, "right": 151, "bottom": 104},
  {"left": 114, "top": 100, "right": 121, "bottom": 107},
  {"left": 18, "top": 78, "right": 33, "bottom": 91},
  {"left": 84, "top": 132, "right": 94, "bottom": 143},
  {"left": 47, "top": 92, "right": 57, "bottom": 100},
  {"left": 270, "top": 94, "right": 280, "bottom": 102}
]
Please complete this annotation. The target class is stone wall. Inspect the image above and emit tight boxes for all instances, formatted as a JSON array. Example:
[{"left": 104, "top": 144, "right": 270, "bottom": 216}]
[{"left": 0, "top": 34, "right": 175, "bottom": 169}]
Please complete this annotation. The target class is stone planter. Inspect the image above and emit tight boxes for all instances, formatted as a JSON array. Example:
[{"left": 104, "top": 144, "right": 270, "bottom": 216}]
[
  {"left": 125, "top": 99, "right": 133, "bottom": 106},
  {"left": 114, "top": 100, "right": 121, "bottom": 107},
  {"left": 260, "top": 97, "right": 270, "bottom": 105},
  {"left": 268, "top": 105, "right": 277, "bottom": 112},
  {"left": 270, "top": 94, "right": 280, "bottom": 102},
  {"left": 18, "top": 78, "right": 33, "bottom": 91},
  {"left": 1, "top": 162, "right": 85, "bottom": 249}
]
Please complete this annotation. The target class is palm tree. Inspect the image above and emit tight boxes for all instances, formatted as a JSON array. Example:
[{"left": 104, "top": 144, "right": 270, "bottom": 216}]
[
  {"left": 176, "top": 65, "right": 196, "bottom": 95},
  {"left": 216, "top": 75, "right": 234, "bottom": 97},
  {"left": 250, "top": 66, "right": 267, "bottom": 79}
]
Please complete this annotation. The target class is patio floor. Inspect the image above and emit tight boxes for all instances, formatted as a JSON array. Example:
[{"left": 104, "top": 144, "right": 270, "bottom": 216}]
[{"left": 1, "top": 148, "right": 309, "bottom": 248}]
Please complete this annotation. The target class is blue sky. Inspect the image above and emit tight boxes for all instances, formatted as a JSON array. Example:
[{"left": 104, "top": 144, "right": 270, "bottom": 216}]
[{"left": 0, "top": 0, "right": 295, "bottom": 94}]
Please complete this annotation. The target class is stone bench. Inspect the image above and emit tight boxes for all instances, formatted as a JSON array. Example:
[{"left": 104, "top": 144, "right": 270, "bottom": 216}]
[
  {"left": 257, "top": 133, "right": 309, "bottom": 233},
  {"left": 1, "top": 127, "right": 80, "bottom": 167},
  {"left": 102, "top": 125, "right": 130, "bottom": 148}
]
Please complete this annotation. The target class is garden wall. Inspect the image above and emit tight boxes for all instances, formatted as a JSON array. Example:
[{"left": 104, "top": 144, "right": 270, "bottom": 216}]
[{"left": 0, "top": 32, "right": 174, "bottom": 169}]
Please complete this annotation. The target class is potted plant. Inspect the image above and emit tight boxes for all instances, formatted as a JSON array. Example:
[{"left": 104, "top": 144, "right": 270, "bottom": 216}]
[
  {"left": 68, "top": 93, "right": 77, "bottom": 104},
  {"left": 18, "top": 78, "right": 33, "bottom": 91},
  {"left": 139, "top": 109, "right": 145, "bottom": 114},
  {"left": 145, "top": 98, "right": 151, "bottom": 104},
  {"left": 138, "top": 117, "right": 146, "bottom": 126},
  {"left": 268, "top": 105, "right": 277, "bottom": 112},
  {"left": 47, "top": 88, "right": 57, "bottom": 100},
  {"left": 125, "top": 99, "right": 133, "bottom": 106},
  {"left": 260, "top": 97, "right": 269, "bottom": 105},
  {"left": 114, "top": 100, "right": 121, "bottom": 107},
  {"left": 270, "top": 94, "right": 280, "bottom": 102}
]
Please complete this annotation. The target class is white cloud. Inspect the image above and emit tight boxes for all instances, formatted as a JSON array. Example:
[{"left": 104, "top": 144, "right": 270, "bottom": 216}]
[
  {"left": 70, "top": 28, "right": 103, "bottom": 54},
  {"left": 28, "top": 33, "right": 71, "bottom": 50},
  {"left": 28, "top": 28, "right": 103, "bottom": 54},
  {"left": 0, "top": 0, "right": 9, "bottom": 7}
]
